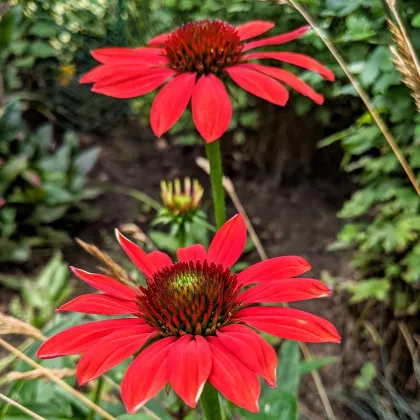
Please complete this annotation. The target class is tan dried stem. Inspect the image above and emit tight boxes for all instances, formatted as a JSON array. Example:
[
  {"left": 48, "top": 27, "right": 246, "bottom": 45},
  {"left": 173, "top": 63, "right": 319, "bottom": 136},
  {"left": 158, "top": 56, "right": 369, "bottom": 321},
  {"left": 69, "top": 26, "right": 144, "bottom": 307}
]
[
  {"left": 0, "top": 338, "right": 118, "bottom": 420},
  {"left": 282, "top": 0, "right": 420, "bottom": 197},
  {"left": 196, "top": 156, "right": 337, "bottom": 420},
  {"left": 5, "top": 368, "right": 76, "bottom": 382},
  {"left": 398, "top": 322, "right": 420, "bottom": 384},
  {"left": 388, "top": 20, "right": 420, "bottom": 112},
  {"left": 387, "top": 0, "right": 420, "bottom": 82},
  {"left": 0, "top": 392, "right": 46, "bottom": 420},
  {"left": 0, "top": 313, "right": 46, "bottom": 341},
  {"left": 75, "top": 238, "right": 136, "bottom": 287}
]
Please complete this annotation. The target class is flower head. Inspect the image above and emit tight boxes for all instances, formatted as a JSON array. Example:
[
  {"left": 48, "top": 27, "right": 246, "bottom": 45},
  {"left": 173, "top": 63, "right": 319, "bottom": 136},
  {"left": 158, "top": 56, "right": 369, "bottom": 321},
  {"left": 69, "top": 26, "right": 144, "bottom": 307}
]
[
  {"left": 160, "top": 177, "right": 203, "bottom": 216},
  {"left": 80, "top": 20, "right": 334, "bottom": 143},
  {"left": 37, "top": 214, "right": 340, "bottom": 413}
]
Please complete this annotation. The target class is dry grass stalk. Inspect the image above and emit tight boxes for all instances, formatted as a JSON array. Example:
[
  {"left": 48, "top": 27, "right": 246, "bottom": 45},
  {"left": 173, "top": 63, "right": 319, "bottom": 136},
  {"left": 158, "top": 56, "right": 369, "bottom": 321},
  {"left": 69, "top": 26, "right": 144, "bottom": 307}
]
[
  {"left": 75, "top": 237, "right": 136, "bottom": 287},
  {"left": 196, "top": 156, "right": 337, "bottom": 420},
  {"left": 0, "top": 337, "right": 118, "bottom": 420},
  {"left": 0, "top": 313, "right": 46, "bottom": 341},
  {"left": 388, "top": 19, "right": 420, "bottom": 112},
  {"left": 5, "top": 368, "right": 75, "bottom": 382},
  {"left": 0, "top": 392, "right": 46, "bottom": 420},
  {"left": 281, "top": 0, "right": 420, "bottom": 195}
]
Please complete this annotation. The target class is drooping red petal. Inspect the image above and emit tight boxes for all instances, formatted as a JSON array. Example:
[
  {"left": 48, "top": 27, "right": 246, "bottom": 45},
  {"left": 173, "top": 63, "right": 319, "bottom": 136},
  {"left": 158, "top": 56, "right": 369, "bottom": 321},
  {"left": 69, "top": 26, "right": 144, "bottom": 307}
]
[
  {"left": 240, "top": 278, "right": 331, "bottom": 304},
  {"left": 217, "top": 324, "right": 277, "bottom": 387},
  {"left": 69, "top": 267, "right": 138, "bottom": 301},
  {"left": 245, "top": 63, "right": 324, "bottom": 104},
  {"left": 57, "top": 294, "right": 140, "bottom": 315},
  {"left": 91, "top": 47, "right": 163, "bottom": 64},
  {"left": 150, "top": 73, "right": 196, "bottom": 137},
  {"left": 236, "top": 20, "right": 275, "bottom": 41},
  {"left": 191, "top": 74, "right": 232, "bottom": 143},
  {"left": 207, "top": 337, "right": 260, "bottom": 412},
  {"left": 234, "top": 307, "right": 341, "bottom": 343},
  {"left": 148, "top": 251, "right": 172, "bottom": 271},
  {"left": 243, "top": 25, "right": 310, "bottom": 52},
  {"left": 225, "top": 65, "right": 289, "bottom": 106},
  {"left": 121, "top": 337, "right": 177, "bottom": 413},
  {"left": 116, "top": 230, "right": 158, "bottom": 278},
  {"left": 77, "top": 325, "right": 156, "bottom": 385},
  {"left": 168, "top": 335, "right": 212, "bottom": 408},
  {"left": 92, "top": 67, "right": 176, "bottom": 99},
  {"left": 177, "top": 244, "right": 207, "bottom": 264},
  {"left": 207, "top": 214, "right": 247, "bottom": 268},
  {"left": 244, "top": 51, "right": 335, "bottom": 81},
  {"left": 238, "top": 256, "right": 311, "bottom": 285},
  {"left": 148, "top": 32, "right": 170, "bottom": 47},
  {"left": 36, "top": 318, "right": 145, "bottom": 359}
]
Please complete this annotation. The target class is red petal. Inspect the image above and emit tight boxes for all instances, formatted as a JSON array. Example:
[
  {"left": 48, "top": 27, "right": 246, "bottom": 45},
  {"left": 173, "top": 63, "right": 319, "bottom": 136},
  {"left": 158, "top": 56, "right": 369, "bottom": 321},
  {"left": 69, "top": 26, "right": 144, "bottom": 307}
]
[
  {"left": 148, "top": 251, "right": 172, "bottom": 271},
  {"left": 91, "top": 47, "right": 163, "bottom": 64},
  {"left": 226, "top": 65, "right": 289, "bottom": 106},
  {"left": 70, "top": 267, "right": 138, "bottom": 300},
  {"left": 217, "top": 324, "right": 277, "bottom": 387},
  {"left": 148, "top": 33, "right": 170, "bottom": 47},
  {"left": 150, "top": 73, "right": 196, "bottom": 137},
  {"left": 207, "top": 214, "right": 247, "bottom": 268},
  {"left": 36, "top": 318, "right": 145, "bottom": 359},
  {"left": 238, "top": 256, "right": 311, "bottom": 285},
  {"left": 192, "top": 74, "right": 232, "bottom": 143},
  {"left": 243, "top": 25, "right": 310, "bottom": 52},
  {"left": 80, "top": 61, "right": 166, "bottom": 85},
  {"left": 244, "top": 51, "right": 335, "bottom": 81},
  {"left": 116, "top": 230, "right": 158, "bottom": 278},
  {"left": 168, "top": 335, "right": 212, "bottom": 408},
  {"left": 121, "top": 337, "right": 177, "bottom": 413},
  {"left": 236, "top": 20, "right": 275, "bottom": 41},
  {"left": 240, "top": 278, "right": 331, "bottom": 304},
  {"left": 77, "top": 325, "right": 156, "bottom": 385},
  {"left": 245, "top": 63, "right": 324, "bottom": 104},
  {"left": 92, "top": 67, "right": 176, "bottom": 99},
  {"left": 207, "top": 337, "right": 260, "bottom": 412},
  {"left": 177, "top": 244, "right": 207, "bottom": 264},
  {"left": 57, "top": 294, "right": 139, "bottom": 315},
  {"left": 234, "top": 307, "right": 341, "bottom": 343}
]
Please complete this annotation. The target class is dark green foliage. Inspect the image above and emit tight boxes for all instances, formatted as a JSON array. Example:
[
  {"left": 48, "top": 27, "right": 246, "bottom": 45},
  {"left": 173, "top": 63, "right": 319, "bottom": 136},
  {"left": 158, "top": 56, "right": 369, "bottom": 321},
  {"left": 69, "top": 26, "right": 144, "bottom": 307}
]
[
  {"left": 0, "top": 99, "right": 101, "bottom": 263},
  {"left": 316, "top": 0, "right": 420, "bottom": 315}
]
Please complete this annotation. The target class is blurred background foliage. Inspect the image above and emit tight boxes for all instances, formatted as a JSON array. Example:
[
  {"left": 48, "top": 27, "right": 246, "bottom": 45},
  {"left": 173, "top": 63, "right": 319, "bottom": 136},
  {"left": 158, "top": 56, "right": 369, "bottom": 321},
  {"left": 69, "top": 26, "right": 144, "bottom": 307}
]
[{"left": 1, "top": 0, "right": 420, "bottom": 418}]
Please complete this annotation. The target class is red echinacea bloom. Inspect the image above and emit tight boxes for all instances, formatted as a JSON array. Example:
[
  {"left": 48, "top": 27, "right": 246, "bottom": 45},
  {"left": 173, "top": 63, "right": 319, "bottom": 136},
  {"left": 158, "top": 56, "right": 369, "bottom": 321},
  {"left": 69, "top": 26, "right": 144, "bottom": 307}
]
[
  {"left": 80, "top": 20, "right": 334, "bottom": 143},
  {"left": 37, "top": 214, "right": 340, "bottom": 413}
]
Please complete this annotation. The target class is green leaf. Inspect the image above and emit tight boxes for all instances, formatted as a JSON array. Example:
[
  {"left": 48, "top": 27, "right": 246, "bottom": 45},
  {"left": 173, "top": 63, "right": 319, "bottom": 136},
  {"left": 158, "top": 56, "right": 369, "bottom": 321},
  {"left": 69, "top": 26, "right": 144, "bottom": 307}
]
[
  {"left": 412, "top": 13, "right": 420, "bottom": 28},
  {"left": 29, "top": 21, "right": 57, "bottom": 38},
  {"left": 30, "top": 41, "right": 57, "bottom": 58},
  {"left": 299, "top": 356, "right": 338, "bottom": 376},
  {"left": 74, "top": 146, "right": 101, "bottom": 175},
  {"left": 341, "top": 279, "right": 390, "bottom": 303},
  {"left": 355, "top": 362, "right": 376, "bottom": 390},
  {"left": 0, "top": 11, "right": 14, "bottom": 50},
  {"left": 277, "top": 341, "right": 301, "bottom": 395}
]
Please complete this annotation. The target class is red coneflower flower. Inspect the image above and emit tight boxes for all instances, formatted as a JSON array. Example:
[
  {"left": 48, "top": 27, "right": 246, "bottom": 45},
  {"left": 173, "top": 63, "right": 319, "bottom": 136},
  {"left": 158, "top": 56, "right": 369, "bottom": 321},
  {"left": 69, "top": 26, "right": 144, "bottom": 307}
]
[
  {"left": 37, "top": 214, "right": 340, "bottom": 413},
  {"left": 80, "top": 20, "right": 334, "bottom": 143}
]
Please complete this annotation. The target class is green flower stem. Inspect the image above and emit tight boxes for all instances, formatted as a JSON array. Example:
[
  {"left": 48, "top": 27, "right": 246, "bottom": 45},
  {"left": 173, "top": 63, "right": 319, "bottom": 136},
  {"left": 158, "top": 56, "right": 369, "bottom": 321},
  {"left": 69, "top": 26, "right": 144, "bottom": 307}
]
[
  {"left": 205, "top": 140, "right": 226, "bottom": 228},
  {"left": 87, "top": 377, "right": 104, "bottom": 420},
  {"left": 201, "top": 383, "right": 223, "bottom": 420},
  {"left": 177, "top": 224, "right": 186, "bottom": 248}
]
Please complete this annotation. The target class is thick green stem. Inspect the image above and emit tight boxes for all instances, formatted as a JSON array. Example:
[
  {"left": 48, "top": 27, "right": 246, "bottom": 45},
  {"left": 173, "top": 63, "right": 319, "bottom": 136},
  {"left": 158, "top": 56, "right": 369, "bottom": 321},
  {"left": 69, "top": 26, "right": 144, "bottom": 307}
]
[
  {"left": 177, "top": 223, "right": 186, "bottom": 248},
  {"left": 205, "top": 141, "right": 226, "bottom": 228},
  {"left": 87, "top": 377, "right": 104, "bottom": 420},
  {"left": 201, "top": 383, "right": 223, "bottom": 420}
]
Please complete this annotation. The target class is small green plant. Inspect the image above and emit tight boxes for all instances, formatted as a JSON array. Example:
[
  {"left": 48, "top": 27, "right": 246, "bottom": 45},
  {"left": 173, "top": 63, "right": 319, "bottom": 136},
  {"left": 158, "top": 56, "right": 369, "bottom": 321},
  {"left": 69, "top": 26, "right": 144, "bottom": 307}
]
[
  {"left": 0, "top": 99, "right": 101, "bottom": 263},
  {"left": 1, "top": 252, "right": 72, "bottom": 328}
]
